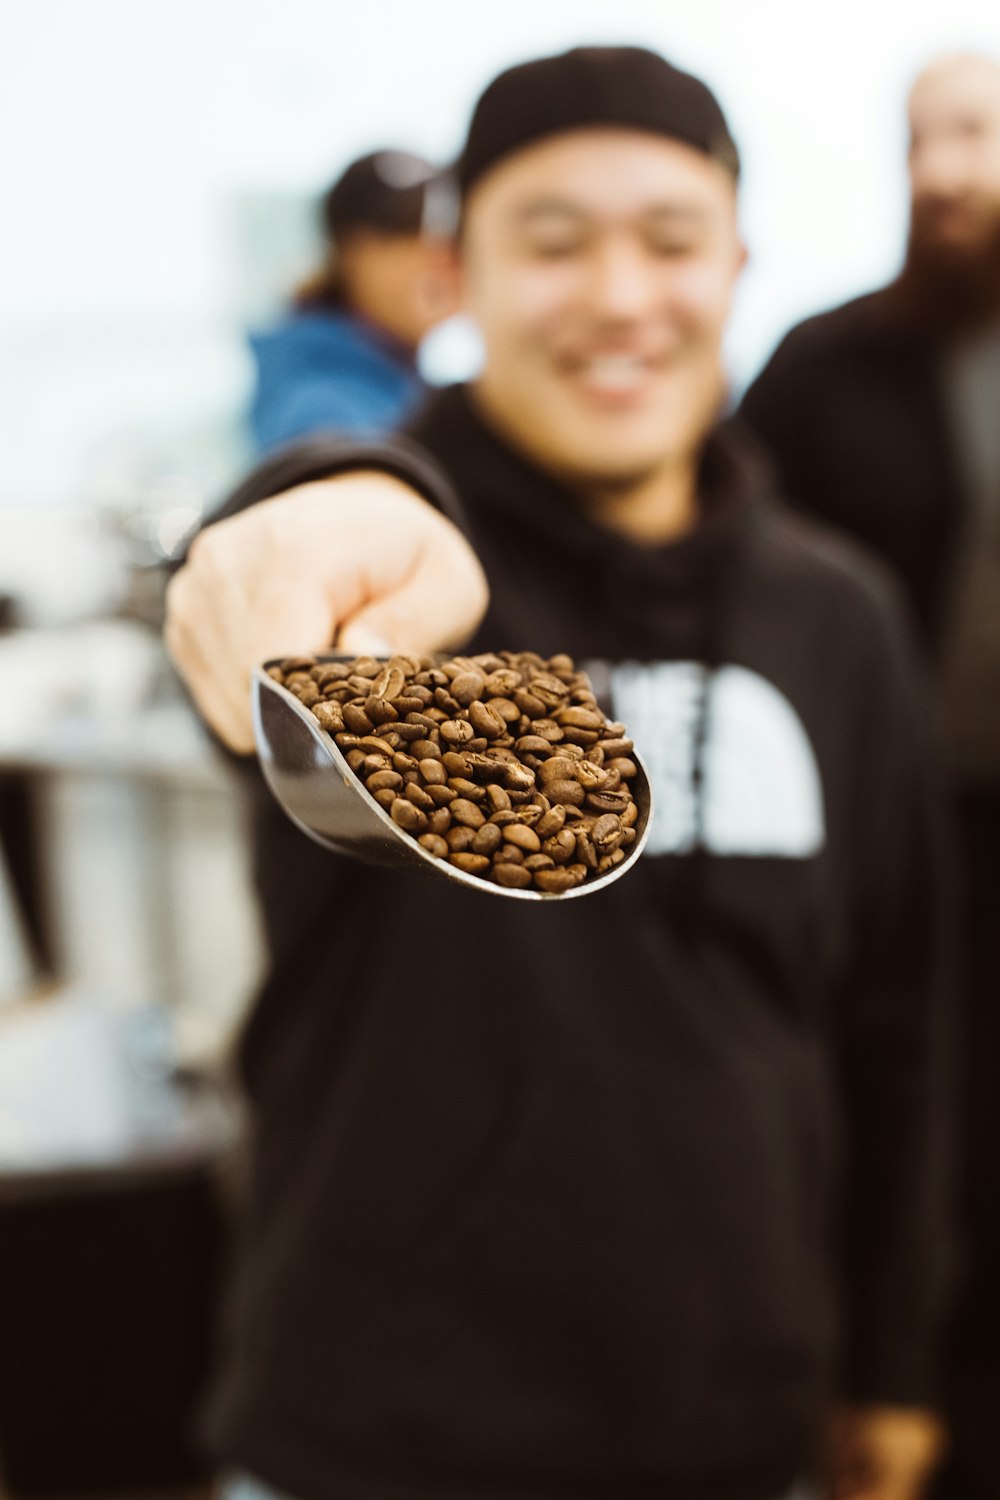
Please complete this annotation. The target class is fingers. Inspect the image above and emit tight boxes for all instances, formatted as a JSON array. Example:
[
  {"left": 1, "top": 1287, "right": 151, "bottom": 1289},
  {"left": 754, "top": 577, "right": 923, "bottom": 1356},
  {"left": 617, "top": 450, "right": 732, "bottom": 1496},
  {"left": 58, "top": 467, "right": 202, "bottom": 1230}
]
[
  {"left": 338, "top": 516, "right": 489, "bottom": 656},
  {"left": 164, "top": 569, "right": 257, "bottom": 752}
]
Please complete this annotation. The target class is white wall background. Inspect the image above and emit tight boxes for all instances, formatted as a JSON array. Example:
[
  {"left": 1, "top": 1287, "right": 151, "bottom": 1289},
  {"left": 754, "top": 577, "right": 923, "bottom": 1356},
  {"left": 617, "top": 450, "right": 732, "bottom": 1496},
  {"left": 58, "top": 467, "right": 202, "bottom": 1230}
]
[{"left": 2, "top": 0, "right": 1000, "bottom": 512}]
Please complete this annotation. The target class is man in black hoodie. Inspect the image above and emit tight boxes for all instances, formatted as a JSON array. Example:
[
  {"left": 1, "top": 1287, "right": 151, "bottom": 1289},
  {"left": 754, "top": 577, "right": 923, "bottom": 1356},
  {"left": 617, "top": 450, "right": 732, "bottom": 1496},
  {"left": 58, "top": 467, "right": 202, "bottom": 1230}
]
[
  {"left": 741, "top": 54, "right": 1000, "bottom": 1500},
  {"left": 167, "top": 48, "right": 952, "bottom": 1500}
]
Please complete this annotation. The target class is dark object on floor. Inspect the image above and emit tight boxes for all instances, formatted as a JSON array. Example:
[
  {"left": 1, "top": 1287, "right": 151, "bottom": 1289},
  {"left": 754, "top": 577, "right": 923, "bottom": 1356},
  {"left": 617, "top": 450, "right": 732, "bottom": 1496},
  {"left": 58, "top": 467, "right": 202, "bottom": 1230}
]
[{"left": 0, "top": 1110, "right": 232, "bottom": 1495}]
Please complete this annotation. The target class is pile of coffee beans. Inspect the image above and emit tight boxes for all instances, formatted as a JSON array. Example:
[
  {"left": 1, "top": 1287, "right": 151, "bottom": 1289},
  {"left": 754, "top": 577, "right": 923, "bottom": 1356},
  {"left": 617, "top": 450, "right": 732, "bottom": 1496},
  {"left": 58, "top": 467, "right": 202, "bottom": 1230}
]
[{"left": 266, "top": 651, "right": 642, "bottom": 894}]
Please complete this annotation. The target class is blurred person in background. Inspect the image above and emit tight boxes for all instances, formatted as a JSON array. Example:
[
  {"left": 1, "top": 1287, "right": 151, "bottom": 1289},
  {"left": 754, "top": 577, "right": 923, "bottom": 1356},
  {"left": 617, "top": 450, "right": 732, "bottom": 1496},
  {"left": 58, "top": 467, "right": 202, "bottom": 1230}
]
[
  {"left": 248, "top": 149, "right": 458, "bottom": 452},
  {"left": 741, "top": 53, "right": 1000, "bottom": 1500},
  {"left": 168, "top": 47, "right": 953, "bottom": 1500}
]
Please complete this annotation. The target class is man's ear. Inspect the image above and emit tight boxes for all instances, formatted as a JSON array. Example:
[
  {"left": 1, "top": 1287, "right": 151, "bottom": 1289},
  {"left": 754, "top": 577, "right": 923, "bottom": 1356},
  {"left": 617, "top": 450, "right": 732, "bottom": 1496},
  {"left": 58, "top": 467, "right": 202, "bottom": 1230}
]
[
  {"left": 428, "top": 235, "right": 465, "bottom": 316},
  {"left": 735, "top": 236, "right": 749, "bottom": 276}
]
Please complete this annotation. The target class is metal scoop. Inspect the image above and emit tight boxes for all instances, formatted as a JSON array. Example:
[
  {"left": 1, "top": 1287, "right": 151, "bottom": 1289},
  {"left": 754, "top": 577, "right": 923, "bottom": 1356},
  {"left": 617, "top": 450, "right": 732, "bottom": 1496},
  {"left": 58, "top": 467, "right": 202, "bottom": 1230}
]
[{"left": 252, "top": 655, "right": 654, "bottom": 900}]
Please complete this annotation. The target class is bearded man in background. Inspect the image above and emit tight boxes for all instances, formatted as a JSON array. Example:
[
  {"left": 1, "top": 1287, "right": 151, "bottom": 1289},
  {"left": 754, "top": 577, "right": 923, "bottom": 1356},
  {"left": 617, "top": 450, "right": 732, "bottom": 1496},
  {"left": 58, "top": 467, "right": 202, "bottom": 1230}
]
[{"left": 742, "top": 53, "right": 1000, "bottom": 1500}]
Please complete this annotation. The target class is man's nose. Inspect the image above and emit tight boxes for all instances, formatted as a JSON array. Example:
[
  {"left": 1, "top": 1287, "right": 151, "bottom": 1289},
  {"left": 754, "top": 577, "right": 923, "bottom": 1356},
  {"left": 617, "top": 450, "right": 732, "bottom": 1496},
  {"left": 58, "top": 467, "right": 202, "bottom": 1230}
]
[{"left": 584, "top": 239, "right": 658, "bottom": 321}]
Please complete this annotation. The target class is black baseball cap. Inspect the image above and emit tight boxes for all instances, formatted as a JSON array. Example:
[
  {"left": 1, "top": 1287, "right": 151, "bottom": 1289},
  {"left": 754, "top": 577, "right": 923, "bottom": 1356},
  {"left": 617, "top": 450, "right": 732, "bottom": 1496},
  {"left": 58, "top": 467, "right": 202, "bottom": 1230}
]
[
  {"left": 456, "top": 46, "right": 740, "bottom": 198},
  {"left": 322, "top": 150, "right": 445, "bottom": 239}
]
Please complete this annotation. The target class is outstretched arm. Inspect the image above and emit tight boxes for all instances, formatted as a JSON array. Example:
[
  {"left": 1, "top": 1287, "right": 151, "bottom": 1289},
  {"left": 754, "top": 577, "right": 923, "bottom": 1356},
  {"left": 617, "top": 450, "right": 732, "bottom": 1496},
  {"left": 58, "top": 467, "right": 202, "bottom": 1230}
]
[{"left": 165, "top": 470, "right": 489, "bottom": 753}]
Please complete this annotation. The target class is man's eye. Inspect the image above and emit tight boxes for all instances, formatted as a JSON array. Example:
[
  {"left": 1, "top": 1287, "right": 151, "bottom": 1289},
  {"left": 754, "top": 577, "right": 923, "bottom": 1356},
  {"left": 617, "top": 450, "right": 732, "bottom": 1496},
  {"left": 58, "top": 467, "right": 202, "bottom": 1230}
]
[
  {"left": 526, "top": 239, "right": 582, "bottom": 259},
  {"left": 647, "top": 237, "right": 695, "bottom": 258}
]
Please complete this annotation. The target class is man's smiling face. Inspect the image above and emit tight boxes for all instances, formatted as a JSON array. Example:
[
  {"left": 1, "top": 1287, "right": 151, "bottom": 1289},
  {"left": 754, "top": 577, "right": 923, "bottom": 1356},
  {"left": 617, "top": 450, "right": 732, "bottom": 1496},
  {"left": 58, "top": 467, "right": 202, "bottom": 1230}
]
[{"left": 460, "top": 127, "right": 745, "bottom": 492}]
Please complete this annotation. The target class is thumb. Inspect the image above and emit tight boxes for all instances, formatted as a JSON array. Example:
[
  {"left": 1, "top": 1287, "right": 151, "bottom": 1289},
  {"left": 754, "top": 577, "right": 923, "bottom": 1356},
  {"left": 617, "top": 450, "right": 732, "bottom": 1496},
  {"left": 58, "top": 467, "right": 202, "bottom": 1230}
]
[{"left": 337, "top": 534, "right": 488, "bottom": 657}]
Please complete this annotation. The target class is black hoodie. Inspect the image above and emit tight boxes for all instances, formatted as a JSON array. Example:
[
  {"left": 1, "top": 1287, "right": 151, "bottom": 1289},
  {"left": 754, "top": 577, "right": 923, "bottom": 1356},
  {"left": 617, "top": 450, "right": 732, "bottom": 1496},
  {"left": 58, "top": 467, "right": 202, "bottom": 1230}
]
[{"left": 204, "top": 388, "right": 953, "bottom": 1500}]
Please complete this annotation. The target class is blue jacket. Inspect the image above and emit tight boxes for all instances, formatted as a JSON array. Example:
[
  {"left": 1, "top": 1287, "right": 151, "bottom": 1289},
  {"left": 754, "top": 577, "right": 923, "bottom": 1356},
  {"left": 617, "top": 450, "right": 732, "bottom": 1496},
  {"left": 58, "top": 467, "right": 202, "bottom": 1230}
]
[{"left": 248, "top": 308, "right": 425, "bottom": 453}]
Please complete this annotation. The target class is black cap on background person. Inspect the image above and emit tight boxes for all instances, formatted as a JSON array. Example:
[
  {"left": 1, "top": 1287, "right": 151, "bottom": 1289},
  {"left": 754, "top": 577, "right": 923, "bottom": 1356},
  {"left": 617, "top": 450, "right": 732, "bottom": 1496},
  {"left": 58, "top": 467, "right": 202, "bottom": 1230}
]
[
  {"left": 295, "top": 148, "right": 450, "bottom": 314},
  {"left": 321, "top": 150, "right": 445, "bottom": 241}
]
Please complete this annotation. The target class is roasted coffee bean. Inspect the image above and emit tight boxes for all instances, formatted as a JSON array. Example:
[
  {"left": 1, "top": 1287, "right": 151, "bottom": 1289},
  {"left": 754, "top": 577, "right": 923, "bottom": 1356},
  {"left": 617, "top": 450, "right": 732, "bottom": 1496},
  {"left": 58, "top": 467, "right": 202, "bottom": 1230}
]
[
  {"left": 297, "top": 650, "right": 642, "bottom": 892},
  {"left": 372, "top": 665, "right": 406, "bottom": 700},
  {"left": 575, "top": 759, "right": 609, "bottom": 789},
  {"left": 471, "top": 822, "right": 503, "bottom": 856},
  {"left": 504, "top": 762, "right": 536, "bottom": 793},
  {"left": 586, "top": 789, "right": 631, "bottom": 814},
  {"left": 390, "top": 798, "right": 427, "bottom": 833},
  {"left": 608, "top": 756, "right": 638, "bottom": 780},
  {"left": 535, "top": 805, "right": 566, "bottom": 838},
  {"left": 504, "top": 824, "right": 541, "bottom": 853},
  {"left": 543, "top": 829, "right": 577, "bottom": 864},
  {"left": 531, "top": 718, "right": 564, "bottom": 743},
  {"left": 365, "top": 695, "right": 398, "bottom": 725},
  {"left": 450, "top": 670, "right": 486, "bottom": 706},
  {"left": 392, "top": 694, "right": 427, "bottom": 715},
  {"left": 513, "top": 688, "right": 547, "bottom": 718},
  {"left": 533, "top": 867, "right": 582, "bottom": 894},
  {"left": 449, "top": 777, "right": 484, "bottom": 801},
  {"left": 427, "top": 783, "right": 457, "bottom": 806},
  {"left": 492, "top": 861, "right": 533, "bottom": 889},
  {"left": 515, "top": 735, "right": 554, "bottom": 756},
  {"left": 545, "top": 779, "right": 586, "bottom": 808},
  {"left": 440, "top": 718, "right": 475, "bottom": 747},
  {"left": 468, "top": 699, "right": 507, "bottom": 739},
  {"left": 343, "top": 703, "right": 375, "bottom": 734},
  {"left": 356, "top": 735, "right": 395, "bottom": 756},
  {"left": 483, "top": 669, "right": 522, "bottom": 696},
  {"left": 485, "top": 784, "right": 512, "bottom": 813},
  {"left": 575, "top": 829, "right": 599, "bottom": 870},
  {"left": 591, "top": 813, "right": 624, "bottom": 855},
  {"left": 442, "top": 751, "right": 474, "bottom": 778},
  {"left": 313, "top": 661, "right": 350, "bottom": 684},
  {"left": 487, "top": 695, "right": 521, "bottom": 725},
  {"left": 598, "top": 737, "right": 634, "bottom": 757},
  {"left": 366, "top": 769, "right": 403, "bottom": 794},
  {"left": 449, "top": 851, "right": 492, "bottom": 875},
  {"left": 490, "top": 809, "right": 524, "bottom": 828},
  {"left": 312, "top": 702, "right": 344, "bottom": 732},
  {"left": 537, "top": 755, "right": 579, "bottom": 783},
  {"left": 450, "top": 797, "right": 486, "bottom": 830}
]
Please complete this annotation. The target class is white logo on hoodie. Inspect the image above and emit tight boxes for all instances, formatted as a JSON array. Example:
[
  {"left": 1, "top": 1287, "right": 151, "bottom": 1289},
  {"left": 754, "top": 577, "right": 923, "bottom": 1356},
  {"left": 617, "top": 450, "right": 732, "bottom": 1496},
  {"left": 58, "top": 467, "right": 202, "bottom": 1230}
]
[{"left": 611, "top": 662, "right": 825, "bottom": 858}]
